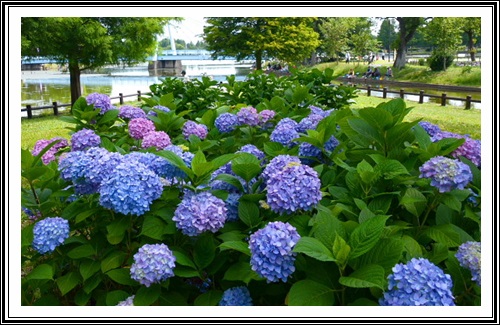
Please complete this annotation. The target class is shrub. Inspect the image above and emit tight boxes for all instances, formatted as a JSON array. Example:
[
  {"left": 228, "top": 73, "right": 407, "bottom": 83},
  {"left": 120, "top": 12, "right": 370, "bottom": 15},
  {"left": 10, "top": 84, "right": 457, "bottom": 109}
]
[{"left": 428, "top": 53, "right": 455, "bottom": 71}]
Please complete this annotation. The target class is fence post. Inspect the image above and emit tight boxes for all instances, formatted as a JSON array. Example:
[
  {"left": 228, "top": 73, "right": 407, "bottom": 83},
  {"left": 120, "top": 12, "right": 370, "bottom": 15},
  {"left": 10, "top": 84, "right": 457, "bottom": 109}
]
[
  {"left": 119, "top": 93, "right": 124, "bottom": 105},
  {"left": 441, "top": 93, "right": 447, "bottom": 106},
  {"left": 383, "top": 87, "right": 387, "bottom": 99},
  {"left": 137, "top": 90, "right": 142, "bottom": 102},
  {"left": 465, "top": 95, "right": 472, "bottom": 110},
  {"left": 367, "top": 85, "right": 371, "bottom": 97},
  {"left": 400, "top": 89, "right": 405, "bottom": 99},
  {"left": 52, "top": 102, "right": 59, "bottom": 116},
  {"left": 27, "top": 105, "right": 33, "bottom": 119},
  {"left": 419, "top": 90, "right": 424, "bottom": 104}
]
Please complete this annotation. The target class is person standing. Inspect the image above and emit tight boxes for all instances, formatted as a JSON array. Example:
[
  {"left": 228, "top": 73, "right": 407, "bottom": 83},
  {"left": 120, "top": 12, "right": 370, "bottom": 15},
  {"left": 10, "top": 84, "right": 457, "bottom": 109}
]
[{"left": 345, "top": 51, "right": 351, "bottom": 64}]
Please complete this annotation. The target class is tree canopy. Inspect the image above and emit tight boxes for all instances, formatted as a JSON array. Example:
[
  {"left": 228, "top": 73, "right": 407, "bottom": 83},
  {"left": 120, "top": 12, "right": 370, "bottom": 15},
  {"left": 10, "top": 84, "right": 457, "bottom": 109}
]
[
  {"left": 203, "top": 17, "right": 320, "bottom": 70},
  {"left": 22, "top": 17, "right": 179, "bottom": 105}
]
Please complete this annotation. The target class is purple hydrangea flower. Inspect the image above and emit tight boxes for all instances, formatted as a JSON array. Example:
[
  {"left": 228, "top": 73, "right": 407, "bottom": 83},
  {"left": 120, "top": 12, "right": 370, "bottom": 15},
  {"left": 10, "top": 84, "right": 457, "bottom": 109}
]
[
  {"left": 299, "top": 135, "right": 340, "bottom": 164},
  {"left": 225, "top": 192, "right": 242, "bottom": 222},
  {"left": 379, "top": 258, "right": 455, "bottom": 306},
  {"left": 32, "top": 137, "right": 69, "bottom": 164},
  {"left": 258, "top": 109, "right": 276, "bottom": 125},
  {"left": 297, "top": 114, "right": 324, "bottom": 133},
  {"left": 237, "top": 144, "right": 266, "bottom": 162},
  {"left": 309, "top": 105, "right": 334, "bottom": 118},
  {"left": 141, "top": 131, "right": 171, "bottom": 150},
  {"left": 130, "top": 243, "right": 176, "bottom": 287},
  {"left": 118, "top": 105, "right": 147, "bottom": 119},
  {"left": 172, "top": 191, "right": 227, "bottom": 236},
  {"left": 266, "top": 163, "right": 322, "bottom": 214},
  {"left": 249, "top": 221, "right": 300, "bottom": 283},
  {"left": 99, "top": 158, "right": 163, "bottom": 216},
  {"left": 182, "top": 120, "right": 208, "bottom": 140},
  {"left": 451, "top": 137, "right": 481, "bottom": 168},
  {"left": 215, "top": 113, "right": 239, "bottom": 133},
  {"left": 32, "top": 217, "right": 70, "bottom": 254},
  {"left": 219, "top": 286, "right": 253, "bottom": 306},
  {"left": 86, "top": 93, "right": 115, "bottom": 114},
  {"left": 419, "top": 156, "right": 473, "bottom": 193},
  {"left": 147, "top": 105, "right": 171, "bottom": 117},
  {"left": 270, "top": 118, "right": 299, "bottom": 147},
  {"left": 70, "top": 129, "right": 101, "bottom": 151},
  {"left": 237, "top": 106, "right": 260, "bottom": 126},
  {"left": 430, "top": 130, "right": 464, "bottom": 142},
  {"left": 116, "top": 295, "right": 135, "bottom": 306},
  {"left": 261, "top": 155, "right": 301, "bottom": 184},
  {"left": 419, "top": 121, "right": 442, "bottom": 137},
  {"left": 456, "top": 241, "right": 481, "bottom": 286},
  {"left": 128, "top": 118, "right": 156, "bottom": 140}
]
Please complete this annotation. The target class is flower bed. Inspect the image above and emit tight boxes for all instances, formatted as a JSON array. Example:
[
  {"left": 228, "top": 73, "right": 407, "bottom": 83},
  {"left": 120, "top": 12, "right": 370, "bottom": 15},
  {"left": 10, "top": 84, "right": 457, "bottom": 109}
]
[{"left": 21, "top": 70, "right": 481, "bottom": 307}]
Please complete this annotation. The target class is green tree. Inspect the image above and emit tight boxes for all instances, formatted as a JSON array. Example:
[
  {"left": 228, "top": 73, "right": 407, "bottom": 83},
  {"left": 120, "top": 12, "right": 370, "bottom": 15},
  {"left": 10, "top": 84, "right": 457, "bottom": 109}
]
[
  {"left": 461, "top": 17, "right": 481, "bottom": 61},
  {"left": 319, "top": 17, "right": 358, "bottom": 64},
  {"left": 349, "top": 18, "right": 380, "bottom": 65},
  {"left": 203, "top": 17, "right": 320, "bottom": 70},
  {"left": 423, "top": 17, "right": 464, "bottom": 70},
  {"left": 377, "top": 18, "right": 397, "bottom": 60},
  {"left": 393, "top": 17, "right": 425, "bottom": 69},
  {"left": 21, "top": 17, "right": 179, "bottom": 106}
]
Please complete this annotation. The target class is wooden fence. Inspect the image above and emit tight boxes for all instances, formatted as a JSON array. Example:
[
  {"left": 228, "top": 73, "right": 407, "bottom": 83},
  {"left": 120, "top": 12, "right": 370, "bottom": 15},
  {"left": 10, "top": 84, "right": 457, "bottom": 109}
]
[
  {"left": 341, "top": 83, "right": 480, "bottom": 110},
  {"left": 21, "top": 90, "right": 151, "bottom": 119}
]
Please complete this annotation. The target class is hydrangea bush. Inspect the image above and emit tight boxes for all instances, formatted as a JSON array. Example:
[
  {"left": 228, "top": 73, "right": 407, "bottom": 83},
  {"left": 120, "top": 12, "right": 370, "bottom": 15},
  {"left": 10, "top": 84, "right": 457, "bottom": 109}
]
[{"left": 21, "top": 69, "right": 481, "bottom": 307}]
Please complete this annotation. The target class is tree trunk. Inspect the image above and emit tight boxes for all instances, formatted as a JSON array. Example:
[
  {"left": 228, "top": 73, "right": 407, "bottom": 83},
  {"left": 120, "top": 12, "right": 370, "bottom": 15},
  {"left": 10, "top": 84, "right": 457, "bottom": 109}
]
[
  {"left": 255, "top": 50, "right": 262, "bottom": 70},
  {"left": 69, "top": 63, "right": 81, "bottom": 109},
  {"left": 467, "top": 31, "right": 476, "bottom": 62},
  {"left": 393, "top": 18, "right": 422, "bottom": 70}
]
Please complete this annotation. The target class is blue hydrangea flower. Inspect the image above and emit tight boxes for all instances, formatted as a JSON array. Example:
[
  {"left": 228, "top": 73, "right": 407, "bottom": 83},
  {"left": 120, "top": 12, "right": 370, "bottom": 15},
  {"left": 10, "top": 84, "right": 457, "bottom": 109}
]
[
  {"left": 141, "top": 131, "right": 171, "bottom": 150},
  {"left": 419, "top": 156, "right": 473, "bottom": 193},
  {"left": 419, "top": 121, "right": 442, "bottom": 137},
  {"left": 130, "top": 243, "right": 176, "bottom": 287},
  {"left": 266, "top": 163, "right": 322, "bottom": 214},
  {"left": 451, "top": 137, "right": 481, "bottom": 168},
  {"left": 70, "top": 129, "right": 101, "bottom": 151},
  {"left": 309, "top": 105, "right": 334, "bottom": 118},
  {"left": 248, "top": 221, "right": 300, "bottom": 283},
  {"left": 161, "top": 145, "right": 194, "bottom": 182},
  {"left": 125, "top": 152, "right": 171, "bottom": 177},
  {"left": 219, "top": 286, "right": 253, "bottom": 306},
  {"left": 147, "top": 105, "right": 171, "bottom": 117},
  {"left": 116, "top": 295, "right": 135, "bottom": 306},
  {"left": 86, "top": 93, "right": 115, "bottom": 114},
  {"left": 118, "top": 105, "right": 147, "bottom": 119},
  {"left": 172, "top": 191, "right": 227, "bottom": 236},
  {"left": 225, "top": 192, "right": 242, "bottom": 221},
  {"left": 237, "top": 106, "right": 260, "bottom": 126},
  {"left": 456, "top": 241, "right": 481, "bottom": 286},
  {"left": 182, "top": 120, "right": 208, "bottom": 140},
  {"left": 270, "top": 118, "right": 299, "bottom": 147},
  {"left": 128, "top": 118, "right": 156, "bottom": 140},
  {"left": 32, "top": 217, "right": 70, "bottom": 254},
  {"left": 215, "top": 113, "right": 239, "bottom": 133},
  {"left": 99, "top": 158, "right": 163, "bottom": 216},
  {"left": 261, "top": 155, "right": 301, "bottom": 183},
  {"left": 299, "top": 135, "right": 340, "bottom": 165},
  {"left": 379, "top": 258, "right": 455, "bottom": 306},
  {"left": 297, "top": 114, "right": 324, "bottom": 133}
]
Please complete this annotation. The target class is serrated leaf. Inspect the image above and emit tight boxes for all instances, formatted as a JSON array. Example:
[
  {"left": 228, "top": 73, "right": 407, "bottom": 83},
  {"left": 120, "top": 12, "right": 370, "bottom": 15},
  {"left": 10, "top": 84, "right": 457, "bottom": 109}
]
[
  {"left": 348, "top": 216, "right": 388, "bottom": 260},
  {"left": 350, "top": 238, "right": 403, "bottom": 272},
  {"left": 140, "top": 215, "right": 167, "bottom": 240},
  {"left": 400, "top": 188, "right": 427, "bottom": 217},
  {"left": 332, "top": 235, "right": 351, "bottom": 266},
  {"left": 421, "top": 225, "right": 461, "bottom": 248},
  {"left": 67, "top": 244, "right": 95, "bottom": 259},
  {"left": 288, "top": 280, "right": 334, "bottom": 306},
  {"left": 79, "top": 260, "right": 100, "bottom": 281},
  {"left": 238, "top": 200, "right": 261, "bottom": 228},
  {"left": 56, "top": 272, "right": 80, "bottom": 296},
  {"left": 293, "top": 237, "right": 335, "bottom": 262},
  {"left": 27, "top": 264, "right": 53, "bottom": 280},
  {"left": 339, "top": 264, "right": 386, "bottom": 290},
  {"left": 193, "top": 235, "right": 216, "bottom": 269},
  {"left": 311, "top": 208, "right": 346, "bottom": 249},
  {"left": 101, "top": 251, "right": 126, "bottom": 273}
]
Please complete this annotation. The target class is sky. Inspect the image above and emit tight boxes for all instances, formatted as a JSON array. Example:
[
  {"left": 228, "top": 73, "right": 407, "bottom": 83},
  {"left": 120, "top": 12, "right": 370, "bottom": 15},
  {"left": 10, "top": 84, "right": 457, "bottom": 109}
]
[{"left": 167, "top": 17, "right": 206, "bottom": 43}]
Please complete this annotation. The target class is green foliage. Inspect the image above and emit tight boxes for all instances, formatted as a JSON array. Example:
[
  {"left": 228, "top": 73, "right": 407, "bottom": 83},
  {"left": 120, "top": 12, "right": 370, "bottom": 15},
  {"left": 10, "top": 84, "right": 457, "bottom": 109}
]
[
  {"left": 428, "top": 53, "right": 455, "bottom": 71},
  {"left": 21, "top": 70, "right": 481, "bottom": 308}
]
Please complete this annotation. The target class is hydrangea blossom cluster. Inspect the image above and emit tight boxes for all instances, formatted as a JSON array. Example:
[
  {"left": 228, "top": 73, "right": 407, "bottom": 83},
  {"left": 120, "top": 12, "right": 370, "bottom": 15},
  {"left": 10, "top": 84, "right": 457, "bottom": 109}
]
[
  {"left": 379, "top": 258, "right": 455, "bottom": 306},
  {"left": 249, "top": 221, "right": 300, "bottom": 283},
  {"left": 141, "top": 131, "right": 171, "bottom": 150},
  {"left": 297, "top": 114, "right": 324, "bottom": 133},
  {"left": 225, "top": 192, "right": 242, "bottom": 222},
  {"left": 299, "top": 135, "right": 340, "bottom": 164},
  {"left": 125, "top": 152, "right": 170, "bottom": 178},
  {"left": 128, "top": 118, "right": 156, "bottom": 140},
  {"left": 70, "top": 129, "right": 101, "bottom": 151},
  {"left": 130, "top": 243, "right": 176, "bottom": 287},
  {"left": 456, "top": 241, "right": 481, "bottom": 286},
  {"left": 237, "top": 106, "right": 260, "bottom": 126},
  {"left": 309, "top": 105, "right": 334, "bottom": 118},
  {"left": 147, "top": 105, "right": 171, "bottom": 117},
  {"left": 430, "top": 130, "right": 465, "bottom": 142},
  {"left": 270, "top": 118, "right": 300, "bottom": 147},
  {"left": 182, "top": 120, "right": 208, "bottom": 140},
  {"left": 209, "top": 163, "right": 246, "bottom": 193},
  {"left": 162, "top": 145, "right": 194, "bottom": 181},
  {"left": 215, "top": 113, "right": 239, "bottom": 133},
  {"left": 86, "top": 93, "right": 114, "bottom": 114},
  {"left": 266, "top": 163, "right": 322, "bottom": 214},
  {"left": 116, "top": 295, "right": 135, "bottom": 306},
  {"left": 237, "top": 144, "right": 266, "bottom": 162},
  {"left": 172, "top": 191, "right": 227, "bottom": 236},
  {"left": 118, "top": 105, "right": 147, "bottom": 119},
  {"left": 451, "top": 137, "right": 481, "bottom": 168},
  {"left": 99, "top": 158, "right": 163, "bottom": 216},
  {"left": 419, "top": 156, "right": 472, "bottom": 193},
  {"left": 218, "top": 286, "right": 253, "bottom": 306},
  {"left": 419, "top": 121, "right": 442, "bottom": 137},
  {"left": 32, "top": 137, "right": 69, "bottom": 164},
  {"left": 32, "top": 217, "right": 70, "bottom": 254},
  {"left": 261, "top": 154, "right": 301, "bottom": 183},
  {"left": 258, "top": 109, "right": 276, "bottom": 125}
]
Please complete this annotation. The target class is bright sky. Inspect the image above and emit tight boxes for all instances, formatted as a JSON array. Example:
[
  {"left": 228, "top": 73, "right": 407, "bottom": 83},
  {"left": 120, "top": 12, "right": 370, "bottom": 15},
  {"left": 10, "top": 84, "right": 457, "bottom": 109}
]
[{"left": 167, "top": 17, "right": 207, "bottom": 43}]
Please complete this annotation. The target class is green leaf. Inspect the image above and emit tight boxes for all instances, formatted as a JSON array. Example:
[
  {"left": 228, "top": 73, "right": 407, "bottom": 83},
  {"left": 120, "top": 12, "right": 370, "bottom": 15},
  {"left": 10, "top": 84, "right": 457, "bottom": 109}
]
[
  {"left": 140, "top": 215, "right": 167, "bottom": 240},
  {"left": 98, "top": 108, "right": 119, "bottom": 124},
  {"left": 238, "top": 200, "right": 261, "bottom": 228},
  {"left": 214, "top": 174, "right": 244, "bottom": 192},
  {"left": 106, "top": 268, "right": 138, "bottom": 286},
  {"left": 21, "top": 223, "right": 34, "bottom": 248},
  {"left": 158, "top": 291, "right": 187, "bottom": 306},
  {"left": 191, "top": 150, "right": 210, "bottom": 177},
  {"left": 106, "top": 290, "right": 130, "bottom": 306},
  {"left": 223, "top": 262, "right": 262, "bottom": 284},
  {"left": 348, "top": 216, "right": 389, "bottom": 260},
  {"left": 101, "top": 251, "right": 126, "bottom": 273},
  {"left": 194, "top": 290, "right": 224, "bottom": 306},
  {"left": 441, "top": 193, "right": 462, "bottom": 212},
  {"left": 339, "top": 264, "right": 386, "bottom": 290},
  {"left": 421, "top": 225, "right": 461, "bottom": 248},
  {"left": 288, "top": 280, "right": 334, "bottom": 306},
  {"left": 79, "top": 260, "right": 100, "bottom": 281},
  {"left": 332, "top": 235, "right": 351, "bottom": 266},
  {"left": 67, "top": 244, "right": 95, "bottom": 259},
  {"left": 172, "top": 250, "right": 197, "bottom": 269},
  {"left": 27, "top": 264, "right": 53, "bottom": 280},
  {"left": 134, "top": 285, "right": 161, "bottom": 306},
  {"left": 56, "top": 272, "right": 81, "bottom": 296},
  {"left": 219, "top": 241, "right": 251, "bottom": 256},
  {"left": 83, "top": 274, "right": 102, "bottom": 294},
  {"left": 155, "top": 150, "right": 194, "bottom": 179},
  {"left": 293, "top": 237, "right": 335, "bottom": 262},
  {"left": 231, "top": 163, "right": 262, "bottom": 183},
  {"left": 400, "top": 188, "right": 427, "bottom": 217},
  {"left": 358, "top": 106, "right": 394, "bottom": 130},
  {"left": 193, "top": 235, "right": 216, "bottom": 269},
  {"left": 75, "top": 208, "right": 98, "bottom": 224},
  {"left": 401, "top": 235, "right": 424, "bottom": 259},
  {"left": 349, "top": 238, "right": 403, "bottom": 272},
  {"left": 174, "top": 266, "right": 200, "bottom": 278},
  {"left": 311, "top": 208, "right": 346, "bottom": 249}
]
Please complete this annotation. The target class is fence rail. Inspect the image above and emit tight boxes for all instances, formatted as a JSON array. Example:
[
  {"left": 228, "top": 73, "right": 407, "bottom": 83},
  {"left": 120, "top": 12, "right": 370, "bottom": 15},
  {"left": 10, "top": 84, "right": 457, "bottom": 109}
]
[
  {"left": 21, "top": 91, "right": 152, "bottom": 119},
  {"left": 341, "top": 83, "right": 480, "bottom": 110}
]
